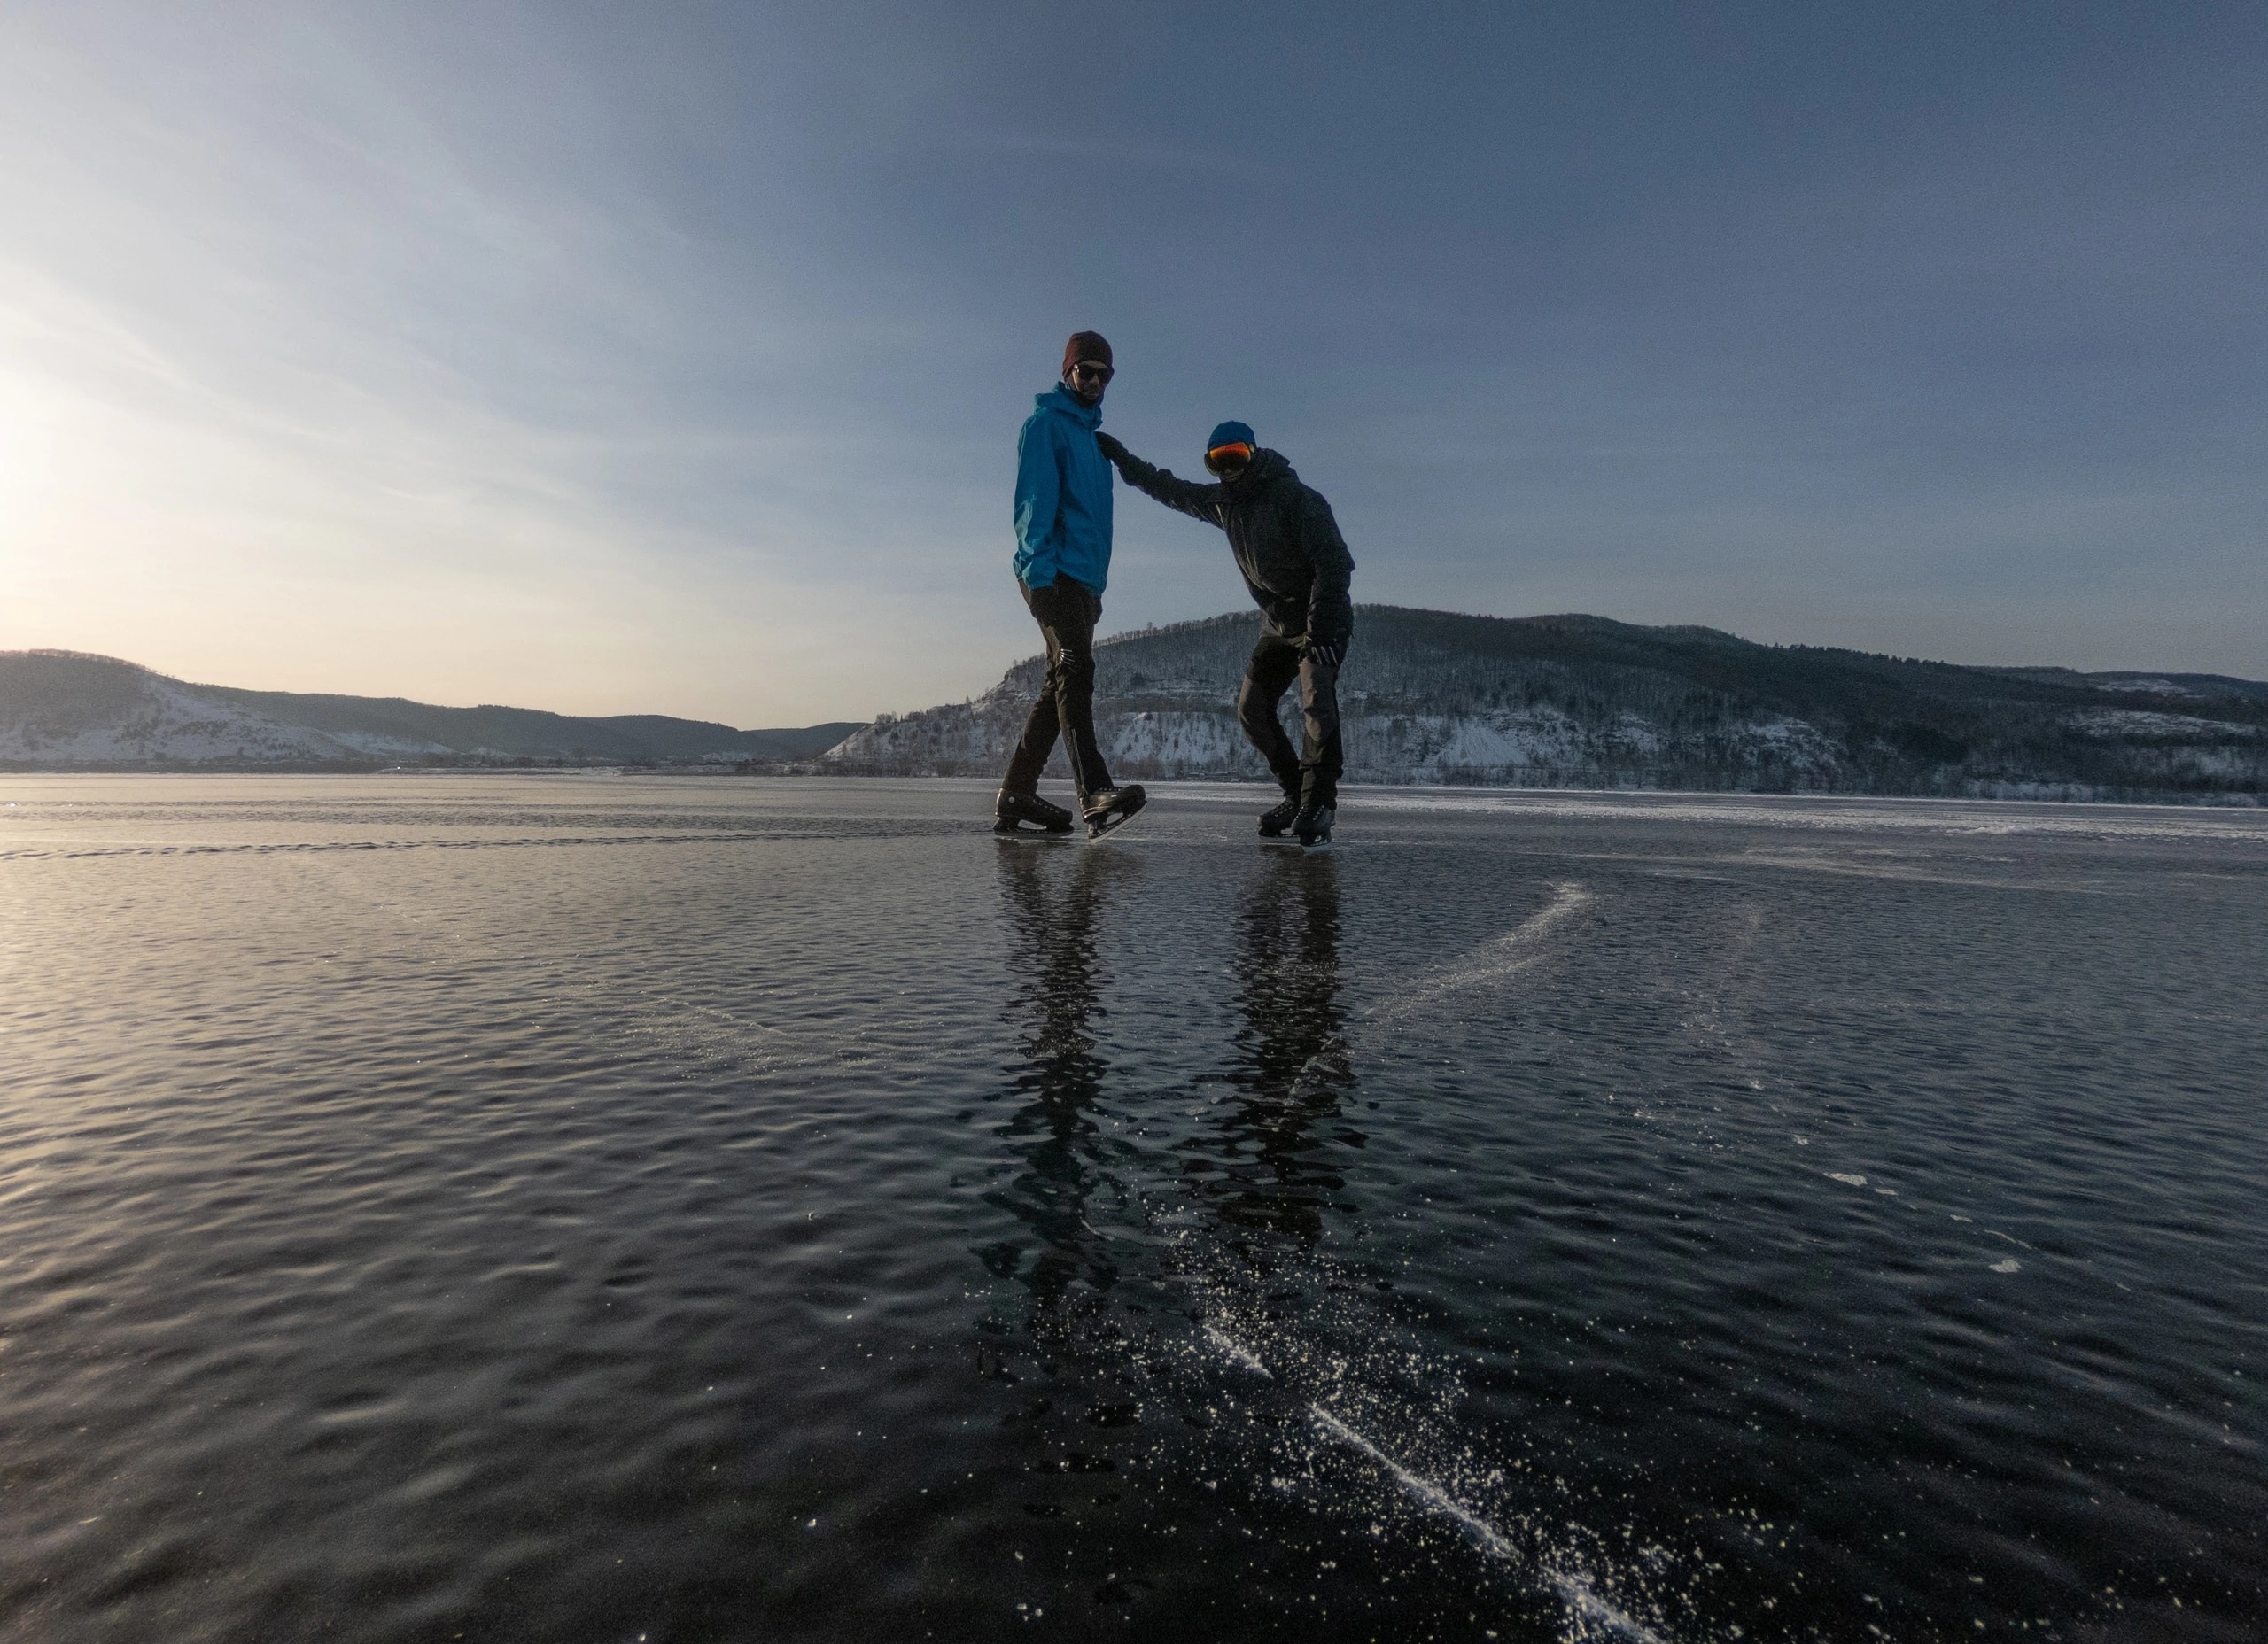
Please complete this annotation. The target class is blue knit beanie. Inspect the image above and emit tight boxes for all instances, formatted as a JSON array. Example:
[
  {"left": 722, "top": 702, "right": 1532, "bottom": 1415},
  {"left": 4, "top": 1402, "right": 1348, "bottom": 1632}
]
[{"left": 1206, "top": 420, "right": 1256, "bottom": 453}]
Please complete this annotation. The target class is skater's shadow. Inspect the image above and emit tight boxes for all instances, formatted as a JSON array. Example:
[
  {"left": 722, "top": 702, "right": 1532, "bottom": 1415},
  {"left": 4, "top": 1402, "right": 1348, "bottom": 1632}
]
[
  {"left": 1181, "top": 849, "right": 1352, "bottom": 1247},
  {"left": 978, "top": 845, "right": 1145, "bottom": 1314}
]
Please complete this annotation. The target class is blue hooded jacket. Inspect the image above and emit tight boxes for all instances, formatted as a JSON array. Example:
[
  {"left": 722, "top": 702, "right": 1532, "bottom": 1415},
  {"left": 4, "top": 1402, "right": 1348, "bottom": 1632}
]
[{"left": 1012, "top": 385, "right": 1113, "bottom": 594}]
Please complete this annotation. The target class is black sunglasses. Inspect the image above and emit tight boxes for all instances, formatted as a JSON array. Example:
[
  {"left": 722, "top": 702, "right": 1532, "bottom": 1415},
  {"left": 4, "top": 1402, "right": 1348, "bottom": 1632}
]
[{"left": 1068, "top": 361, "right": 1114, "bottom": 383}]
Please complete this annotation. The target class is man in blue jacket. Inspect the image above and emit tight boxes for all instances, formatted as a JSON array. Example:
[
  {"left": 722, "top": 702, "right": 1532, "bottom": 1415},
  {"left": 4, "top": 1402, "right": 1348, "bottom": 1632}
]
[{"left": 996, "top": 331, "right": 1146, "bottom": 838}]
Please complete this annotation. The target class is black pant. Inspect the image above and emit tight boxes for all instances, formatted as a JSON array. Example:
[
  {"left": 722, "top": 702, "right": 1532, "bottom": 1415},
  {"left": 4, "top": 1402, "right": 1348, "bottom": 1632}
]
[
  {"left": 1238, "top": 629, "right": 1343, "bottom": 809},
  {"left": 1003, "top": 577, "right": 1115, "bottom": 801}
]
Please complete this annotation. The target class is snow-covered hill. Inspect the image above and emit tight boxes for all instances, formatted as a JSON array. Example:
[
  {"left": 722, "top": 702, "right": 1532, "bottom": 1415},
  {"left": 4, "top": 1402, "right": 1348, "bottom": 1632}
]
[
  {"left": 0, "top": 651, "right": 856, "bottom": 767},
  {"left": 827, "top": 608, "right": 2267, "bottom": 802},
  {"left": 0, "top": 663, "right": 447, "bottom": 764},
  {"left": 11, "top": 614, "right": 2261, "bottom": 800},
  {"left": 827, "top": 647, "right": 1846, "bottom": 788}
]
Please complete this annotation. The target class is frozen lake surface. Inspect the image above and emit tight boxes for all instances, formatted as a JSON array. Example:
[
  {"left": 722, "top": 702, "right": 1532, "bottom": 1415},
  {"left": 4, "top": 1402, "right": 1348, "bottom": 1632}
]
[{"left": 3, "top": 776, "right": 2264, "bottom": 1642}]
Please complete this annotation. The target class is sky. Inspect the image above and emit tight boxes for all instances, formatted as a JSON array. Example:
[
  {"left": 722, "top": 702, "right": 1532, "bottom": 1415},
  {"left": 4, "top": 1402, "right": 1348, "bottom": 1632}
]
[{"left": 1, "top": 2, "right": 2262, "bottom": 726}]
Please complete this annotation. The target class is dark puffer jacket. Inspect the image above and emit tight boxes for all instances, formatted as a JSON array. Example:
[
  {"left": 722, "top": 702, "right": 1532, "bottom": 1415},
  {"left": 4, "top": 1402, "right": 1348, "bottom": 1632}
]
[{"left": 1102, "top": 443, "right": 1355, "bottom": 648}]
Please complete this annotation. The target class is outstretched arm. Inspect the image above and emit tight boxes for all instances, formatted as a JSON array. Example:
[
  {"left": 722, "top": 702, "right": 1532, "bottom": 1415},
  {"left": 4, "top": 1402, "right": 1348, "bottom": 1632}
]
[
  {"left": 1096, "top": 434, "right": 1225, "bottom": 530},
  {"left": 1296, "top": 491, "right": 1355, "bottom": 651}
]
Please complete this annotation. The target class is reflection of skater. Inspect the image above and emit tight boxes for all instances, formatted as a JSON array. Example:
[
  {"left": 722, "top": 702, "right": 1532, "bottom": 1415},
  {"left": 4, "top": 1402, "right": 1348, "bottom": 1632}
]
[
  {"left": 983, "top": 846, "right": 1137, "bottom": 1308},
  {"left": 1203, "top": 852, "right": 1351, "bottom": 1244},
  {"left": 996, "top": 331, "right": 1146, "bottom": 840},
  {"left": 1098, "top": 421, "right": 1354, "bottom": 848}
]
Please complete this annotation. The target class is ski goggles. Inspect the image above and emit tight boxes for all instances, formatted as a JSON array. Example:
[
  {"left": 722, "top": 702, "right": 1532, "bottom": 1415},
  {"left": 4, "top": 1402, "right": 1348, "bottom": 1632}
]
[{"left": 1204, "top": 440, "right": 1254, "bottom": 476}]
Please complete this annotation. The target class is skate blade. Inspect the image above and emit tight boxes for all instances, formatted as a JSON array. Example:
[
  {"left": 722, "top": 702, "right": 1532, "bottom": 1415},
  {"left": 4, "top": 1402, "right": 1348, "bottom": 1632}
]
[{"left": 1084, "top": 792, "right": 1147, "bottom": 841}]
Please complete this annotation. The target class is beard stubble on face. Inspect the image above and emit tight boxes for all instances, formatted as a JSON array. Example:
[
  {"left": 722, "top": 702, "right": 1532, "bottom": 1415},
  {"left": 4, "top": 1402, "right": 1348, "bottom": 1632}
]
[{"left": 1065, "top": 364, "right": 1108, "bottom": 407}]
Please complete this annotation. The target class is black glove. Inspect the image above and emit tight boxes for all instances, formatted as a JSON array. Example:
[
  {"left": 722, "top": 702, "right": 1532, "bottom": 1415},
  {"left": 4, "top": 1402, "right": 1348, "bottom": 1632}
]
[
  {"left": 1093, "top": 431, "right": 1129, "bottom": 466},
  {"left": 1304, "top": 640, "right": 1344, "bottom": 670}
]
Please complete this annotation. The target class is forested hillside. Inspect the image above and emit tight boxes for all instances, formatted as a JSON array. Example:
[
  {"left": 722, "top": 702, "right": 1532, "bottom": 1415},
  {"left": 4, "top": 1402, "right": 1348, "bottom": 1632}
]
[
  {"left": 9, "top": 616, "right": 2261, "bottom": 801},
  {"left": 827, "top": 608, "right": 2268, "bottom": 802}
]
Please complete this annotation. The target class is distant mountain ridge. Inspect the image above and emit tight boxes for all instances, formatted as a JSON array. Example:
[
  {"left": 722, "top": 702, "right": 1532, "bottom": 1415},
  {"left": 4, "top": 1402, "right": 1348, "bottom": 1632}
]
[
  {"left": 11, "top": 615, "right": 2264, "bottom": 801},
  {"left": 0, "top": 651, "right": 858, "bottom": 768},
  {"left": 827, "top": 607, "right": 2268, "bottom": 803}
]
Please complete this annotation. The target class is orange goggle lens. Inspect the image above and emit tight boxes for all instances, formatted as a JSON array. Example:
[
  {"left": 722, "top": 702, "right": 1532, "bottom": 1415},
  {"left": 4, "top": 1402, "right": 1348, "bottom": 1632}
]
[{"left": 1205, "top": 442, "right": 1254, "bottom": 473}]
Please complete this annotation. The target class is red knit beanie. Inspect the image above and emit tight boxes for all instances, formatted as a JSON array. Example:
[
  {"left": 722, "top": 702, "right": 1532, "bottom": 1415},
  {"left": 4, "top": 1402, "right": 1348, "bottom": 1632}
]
[{"left": 1062, "top": 331, "right": 1113, "bottom": 376}]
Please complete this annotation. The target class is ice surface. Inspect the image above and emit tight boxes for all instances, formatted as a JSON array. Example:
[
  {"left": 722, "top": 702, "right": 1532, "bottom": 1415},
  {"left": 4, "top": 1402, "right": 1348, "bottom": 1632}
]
[
  {"left": 7, "top": 775, "right": 2264, "bottom": 1642},
  {"left": 1370, "top": 880, "right": 1594, "bottom": 1022},
  {"left": 1309, "top": 1405, "right": 1670, "bottom": 1644},
  {"left": 1205, "top": 1324, "right": 1272, "bottom": 1378}
]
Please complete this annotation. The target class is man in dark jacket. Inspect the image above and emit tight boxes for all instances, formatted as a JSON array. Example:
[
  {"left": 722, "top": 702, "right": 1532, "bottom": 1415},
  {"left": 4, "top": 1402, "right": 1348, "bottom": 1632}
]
[
  {"left": 1096, "top": 421, "right": 1354, "bottom": 847},
  {"left": 998, "top": 330, "right": 1146, "bottom": 839}
]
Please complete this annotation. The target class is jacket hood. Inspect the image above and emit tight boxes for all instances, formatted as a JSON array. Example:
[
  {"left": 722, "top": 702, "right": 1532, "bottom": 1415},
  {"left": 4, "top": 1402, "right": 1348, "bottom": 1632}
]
[
  {"left": 1229, "top": 447, "right": 1295, "bottom": 488},
  {"left": 1037, "top": 384, "right": 1102, "bottom": 428}
]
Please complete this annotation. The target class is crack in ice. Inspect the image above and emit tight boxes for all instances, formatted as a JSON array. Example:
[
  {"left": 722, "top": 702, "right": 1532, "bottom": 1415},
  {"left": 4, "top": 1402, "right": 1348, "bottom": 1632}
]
[
  {"left": 1308, "top": 1404, "right": 1670, "bottom": 1644},
  {"left": 1370, "top": 881, "right": 1595, "bottom": 1022}
]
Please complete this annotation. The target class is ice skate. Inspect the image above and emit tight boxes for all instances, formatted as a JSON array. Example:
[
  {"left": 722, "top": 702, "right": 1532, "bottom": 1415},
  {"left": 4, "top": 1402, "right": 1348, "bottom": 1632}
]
[
  {"left": 1083, "top": 784, "right": 1147, "bottom": 840},
  {"left": 1257, "top": 794, "right": 1301, "bottom": 844},
  {"left": 1293, "top": 802, "right": 1335, "bottom": 851},
  {"left": 994, "top": 788, "right": 1075, "bottom": 836}
]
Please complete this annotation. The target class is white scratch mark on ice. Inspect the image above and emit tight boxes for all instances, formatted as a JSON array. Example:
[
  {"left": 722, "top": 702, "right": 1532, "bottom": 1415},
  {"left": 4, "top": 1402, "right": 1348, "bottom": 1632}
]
[
  {"left": 1308, "top": 1405, "right": 1668, "bottom": 1643},
  {"left": 1206, "top": 1326, "right": 1272, "bottom": 1378},
  {"left": 1371, "top": 882, "right": 1594, "bottom": 1021},
  {"left": 1285, "top": 1037, "right": 1348, "bottom": 1099}
]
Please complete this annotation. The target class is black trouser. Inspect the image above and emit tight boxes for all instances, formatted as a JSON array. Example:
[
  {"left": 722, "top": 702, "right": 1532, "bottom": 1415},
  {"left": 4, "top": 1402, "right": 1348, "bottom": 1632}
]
[
  {"left": 1238, "top": 629, "right": 1343, "bottom": 810},
  {"left": 1003, "top": 576, "right": 1115, "bottom": 801}
]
